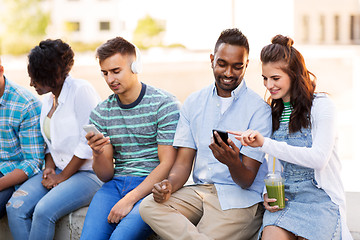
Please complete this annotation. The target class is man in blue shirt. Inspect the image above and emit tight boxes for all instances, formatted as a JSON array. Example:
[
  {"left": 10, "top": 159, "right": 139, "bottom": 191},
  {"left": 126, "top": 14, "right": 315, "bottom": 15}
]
[
  {"left": 0, "top": 57, "right": 44, "bottom": 218},
  {"left": 140, "top": 29, "right": 272, "bottom": 240}
]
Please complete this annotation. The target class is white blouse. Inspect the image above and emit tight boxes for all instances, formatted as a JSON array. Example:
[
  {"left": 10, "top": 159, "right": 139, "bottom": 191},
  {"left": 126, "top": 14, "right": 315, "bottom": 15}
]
[
  {"left": 261, "top": 94, "right": 352, "bottom": 240},
  {"left": 40, "top": 76, "right": 100, "bottom": 171}
]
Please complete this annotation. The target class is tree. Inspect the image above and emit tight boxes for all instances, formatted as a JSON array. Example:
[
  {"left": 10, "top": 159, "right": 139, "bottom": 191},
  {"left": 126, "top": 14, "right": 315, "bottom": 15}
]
[
  {"left": 0, "top": 0, "right": 50, "bottom": 55},
  {"left": 133, "top": 15, "right": 166, "bottom": 49}
]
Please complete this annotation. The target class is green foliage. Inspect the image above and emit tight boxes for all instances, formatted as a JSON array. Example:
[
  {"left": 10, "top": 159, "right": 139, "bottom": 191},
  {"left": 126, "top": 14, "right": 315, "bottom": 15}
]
[
  {"left": 1, "top": 35, "right": 43, "bottom": 56},
  {"left": 2, "top": 0, "right": 50, "bottom": 36},
  {"left": 69, "top": 41, "right": 104, "bottom": 53},
  {"left": 165, "top": 43, "right": 186, "bottom": 49},
  {"left": 0, "top": 0, "right": 50, "bottom": 55},
  {"left": 133, "top": 15, "right": 166, "bottom": 49}
]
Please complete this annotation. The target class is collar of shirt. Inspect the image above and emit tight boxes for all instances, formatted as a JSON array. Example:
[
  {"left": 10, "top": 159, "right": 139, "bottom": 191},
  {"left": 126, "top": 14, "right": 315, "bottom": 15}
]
[
  {"left": 173, "top": 78, "right": 270, "bottom": 210},
  {"left": 0, "top": 76, "right": 10, "bottom": 106},
  {"left": 211, "top": 78, "right": 245, "bottom": 100},
  {"left": 57, "top": 75, "right": 72, "bottom": 106}
]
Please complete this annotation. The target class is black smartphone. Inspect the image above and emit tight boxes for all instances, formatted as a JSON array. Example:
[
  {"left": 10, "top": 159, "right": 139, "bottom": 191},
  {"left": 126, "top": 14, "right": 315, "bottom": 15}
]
[{"left": 212, "top": 129, "right": 229, "bottom": 146}]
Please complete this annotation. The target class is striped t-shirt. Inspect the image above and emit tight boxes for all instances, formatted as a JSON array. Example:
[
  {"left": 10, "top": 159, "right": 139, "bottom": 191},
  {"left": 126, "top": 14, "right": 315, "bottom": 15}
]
[
  {"left": 280, "top": 101, "right": 292, "bottom": 123},
  {"left": 90, "top": 83, "right": 180, "bottom": 177}
]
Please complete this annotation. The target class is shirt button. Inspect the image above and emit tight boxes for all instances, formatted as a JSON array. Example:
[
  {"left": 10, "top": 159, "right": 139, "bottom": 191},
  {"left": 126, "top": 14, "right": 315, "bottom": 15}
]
[{"left": 217, "top": 104, "right": 220, "bottom": 107}]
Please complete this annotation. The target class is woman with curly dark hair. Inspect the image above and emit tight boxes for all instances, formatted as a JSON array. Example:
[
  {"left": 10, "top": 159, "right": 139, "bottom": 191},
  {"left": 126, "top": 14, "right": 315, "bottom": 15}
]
[
  {"left": 6, "top": 39, "right": 103, "bottom": 240},
  {"left": 230, "top": 35, "right": 352, "bottom": 239}
]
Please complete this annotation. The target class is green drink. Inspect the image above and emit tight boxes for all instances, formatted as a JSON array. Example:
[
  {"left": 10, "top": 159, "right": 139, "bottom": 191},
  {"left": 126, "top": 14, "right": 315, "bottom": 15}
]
[{"left": 264, "top": 174, "right": 285, "bottom": 209}]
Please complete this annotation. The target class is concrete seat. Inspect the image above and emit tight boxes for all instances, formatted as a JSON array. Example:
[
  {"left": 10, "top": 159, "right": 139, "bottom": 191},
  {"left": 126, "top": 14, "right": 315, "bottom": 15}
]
[{"left": 1, "top": 192, "right": 359, "bottom": 240}]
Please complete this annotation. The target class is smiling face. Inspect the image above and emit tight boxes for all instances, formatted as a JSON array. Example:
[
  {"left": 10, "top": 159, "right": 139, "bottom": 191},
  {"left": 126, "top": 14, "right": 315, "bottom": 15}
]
[
  {"left": 262, "top": 61, "right": 291, "bottom": 102},
  {"left": 211, "top": 43, "right": 249, "bottom": 97}
]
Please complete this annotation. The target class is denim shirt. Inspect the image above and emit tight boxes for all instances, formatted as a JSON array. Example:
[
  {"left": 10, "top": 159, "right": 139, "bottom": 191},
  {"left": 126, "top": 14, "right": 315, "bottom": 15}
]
[{"left": 173, "top": 81, "right": 272, "bottom": 210}]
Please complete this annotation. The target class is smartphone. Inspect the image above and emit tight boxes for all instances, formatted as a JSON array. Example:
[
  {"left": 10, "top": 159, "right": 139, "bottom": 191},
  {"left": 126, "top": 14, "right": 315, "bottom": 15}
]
[
  {"left": 83, "top": 124, "right": 101, "bottom": 135},
  {"left": 212, "top": 129, "right": 229, "bottom": 146}
]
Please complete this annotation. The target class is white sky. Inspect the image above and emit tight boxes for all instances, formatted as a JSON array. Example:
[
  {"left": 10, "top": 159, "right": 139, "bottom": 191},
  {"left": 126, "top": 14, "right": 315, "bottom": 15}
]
[{"left": 121, "top": 0, "right": 294, "bottom": 57}]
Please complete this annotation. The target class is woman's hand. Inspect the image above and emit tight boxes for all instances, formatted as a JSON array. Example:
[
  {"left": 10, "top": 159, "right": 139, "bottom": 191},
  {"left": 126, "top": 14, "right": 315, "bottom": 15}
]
[
  {"left": 263, "top": 193, "right": 282, "bottom": 212},
  {"left": 263, "top": 193, "right": 288, "bottom": 212},
  {"left": 42, "top": 168, "right": 55, "bottom": 179},
  {"left": 41, "top": 171, "right": 65, "bottom": 189},
  {"left": 228, "top": 129, "right": 265, "bottom": 148}
]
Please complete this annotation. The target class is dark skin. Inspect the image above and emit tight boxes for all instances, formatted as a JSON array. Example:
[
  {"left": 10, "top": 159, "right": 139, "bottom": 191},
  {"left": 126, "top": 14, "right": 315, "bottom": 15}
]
[
  {"left": 209, "top": 131, "right": 261, "bottom": 189},
  {"left": 152, "top": 43, "right": 262, "bottom": 202},
  {"left": 30, "top": 75, "right": 86, "bottom": 189}
]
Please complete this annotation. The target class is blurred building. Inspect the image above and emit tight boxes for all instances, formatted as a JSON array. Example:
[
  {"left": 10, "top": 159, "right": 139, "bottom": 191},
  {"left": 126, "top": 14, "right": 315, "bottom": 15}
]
[
  {"left": 43, "top": 0, "right": 134, "bottom": 43},
  {"left": 294, "top": 0, "right": 360, "bottom": 45},
  {"left": 1, "top": 0, "right": 359, "bottom": 49}
]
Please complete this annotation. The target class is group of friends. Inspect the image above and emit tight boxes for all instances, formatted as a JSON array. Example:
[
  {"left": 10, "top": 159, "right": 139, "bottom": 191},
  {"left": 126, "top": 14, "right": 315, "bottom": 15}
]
[{"left": 0, "top": 28, "right": 353, "bottom": 240}]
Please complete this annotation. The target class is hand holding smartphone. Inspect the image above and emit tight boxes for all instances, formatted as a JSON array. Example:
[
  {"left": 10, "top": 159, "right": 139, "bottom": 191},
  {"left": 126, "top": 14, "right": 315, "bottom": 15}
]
[
  {"left": 83, "top": 124, "right": 101, "bottom": 135},
  {"left": 212, "top": 129, "right": 229, "bottom": 146}
]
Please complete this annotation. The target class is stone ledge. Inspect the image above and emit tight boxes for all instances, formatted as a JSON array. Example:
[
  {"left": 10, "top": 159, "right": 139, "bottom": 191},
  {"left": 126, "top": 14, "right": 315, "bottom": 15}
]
[{"left": 0, "top": 192, "right": 359, "bottom": 240}]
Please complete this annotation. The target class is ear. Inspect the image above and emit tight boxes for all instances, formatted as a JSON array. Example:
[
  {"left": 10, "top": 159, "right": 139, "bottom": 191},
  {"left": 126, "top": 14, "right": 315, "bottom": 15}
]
[
  {"left": 210, "top": 54, "right": 215, "bottom": 68},
  {"left": 0, "top": 65, "right": 4, "bottom": 76}
]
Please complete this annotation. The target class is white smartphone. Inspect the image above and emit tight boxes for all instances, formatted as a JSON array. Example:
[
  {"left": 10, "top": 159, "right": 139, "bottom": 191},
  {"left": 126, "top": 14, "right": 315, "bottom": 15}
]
[{"left": 83, "top": 124, "right": 101, "bottom": 135}]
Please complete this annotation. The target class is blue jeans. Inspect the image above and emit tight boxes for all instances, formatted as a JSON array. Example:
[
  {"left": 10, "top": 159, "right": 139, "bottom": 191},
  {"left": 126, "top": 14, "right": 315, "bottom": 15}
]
[
  {"left": 6, "top": 168, "right": 103, "bottom": 240},
  {"left": 80, "top": 176, "right": 153, "bottom": 240},
  {"left": 0, "top": 172, "right": 15, "bottom": 218}
]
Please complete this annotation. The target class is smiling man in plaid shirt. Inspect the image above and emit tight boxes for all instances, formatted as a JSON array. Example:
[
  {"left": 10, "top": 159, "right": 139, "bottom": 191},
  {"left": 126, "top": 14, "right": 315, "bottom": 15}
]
[{"left": 0, "top": 57, "right": 44, "bottom": 218}]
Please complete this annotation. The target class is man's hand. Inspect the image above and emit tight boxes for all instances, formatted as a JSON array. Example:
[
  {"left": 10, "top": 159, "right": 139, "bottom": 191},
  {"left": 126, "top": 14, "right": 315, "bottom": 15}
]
[
  {"left": 209, "top": 131, "right": 240, "bottom": 167},
  {"left": 107, "top": 198, "right": 135, "bottom": 224},
  {"left": 152, "top": 179, "right": 172, "bottom": 203},
  {"left": 85, "top": 132, "right": 110, "bottom": 155},
  {"left": 209, "top": 131, "right": 261, "bottom": 189}
]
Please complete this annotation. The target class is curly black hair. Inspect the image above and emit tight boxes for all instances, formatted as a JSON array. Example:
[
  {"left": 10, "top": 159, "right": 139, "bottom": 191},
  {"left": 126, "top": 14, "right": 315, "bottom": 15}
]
[{"left": 28, "top": 39, "right": 74, "bottom": 89}]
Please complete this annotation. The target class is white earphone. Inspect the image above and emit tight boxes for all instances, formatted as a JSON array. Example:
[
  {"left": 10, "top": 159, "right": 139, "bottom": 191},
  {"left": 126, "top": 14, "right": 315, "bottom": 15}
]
[{"left": 131, "top": 45, "right": 142, "bottom": 74}]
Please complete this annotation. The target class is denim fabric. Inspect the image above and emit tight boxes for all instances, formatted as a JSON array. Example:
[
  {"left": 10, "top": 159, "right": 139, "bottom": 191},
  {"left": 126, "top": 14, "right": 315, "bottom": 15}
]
[
  {"left": 0, "top": 172, "right": 15, "bottom": 218},
  {"left": 80, "top": 176, "right": 153, "bottom": 240},
  {"left": 6, "top": 168, "right": 102, "bottom": 240},
  {"left": 261, "top": 122, "right": 341, "bottom": 239}
]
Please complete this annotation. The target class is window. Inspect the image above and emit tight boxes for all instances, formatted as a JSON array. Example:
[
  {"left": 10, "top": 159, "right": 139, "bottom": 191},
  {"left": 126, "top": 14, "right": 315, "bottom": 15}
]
[
  {"left": 334, "top": 15, "right": 340, "bottom": 41},
  {"left": 350, "top": 15, "right": 360, "bottom": 44},
  {"left": 65, "top": 21, "right": 80, "bottom": 32},
  {"left": 99, "top": 21, "right": 110, "bottom": 31},
  {"left": 302, "top": 15, "right": 310, "bottom": 43},
  {"left": 319, "top": 15, "right": 326, "bottom": 43}
]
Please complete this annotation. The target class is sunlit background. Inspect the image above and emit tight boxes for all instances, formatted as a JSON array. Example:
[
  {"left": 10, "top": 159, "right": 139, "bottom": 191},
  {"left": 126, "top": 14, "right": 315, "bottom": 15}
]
[{"left": 0, "top": 0, "right": 359, "bottom": 194}]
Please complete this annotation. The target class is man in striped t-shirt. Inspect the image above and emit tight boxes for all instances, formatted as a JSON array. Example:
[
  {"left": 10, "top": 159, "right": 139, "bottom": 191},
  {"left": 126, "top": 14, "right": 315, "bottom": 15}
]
[{"left": 81, "top": 37, "right": 180, "bottom": 240}]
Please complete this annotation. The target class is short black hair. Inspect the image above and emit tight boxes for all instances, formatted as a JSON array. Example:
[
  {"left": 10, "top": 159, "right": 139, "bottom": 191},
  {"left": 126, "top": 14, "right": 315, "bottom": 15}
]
[
  {"left": 28, "top": 39, "right": 74, "bottom": 89},
  {"left": 214, "top": 28, "right": 249, "bottom": 55}
]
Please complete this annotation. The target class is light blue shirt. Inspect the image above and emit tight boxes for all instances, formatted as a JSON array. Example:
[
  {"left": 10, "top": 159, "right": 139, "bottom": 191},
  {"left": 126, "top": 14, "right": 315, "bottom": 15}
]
[{"left": 173, "top": 81, "right": 272, "bottom": 210}]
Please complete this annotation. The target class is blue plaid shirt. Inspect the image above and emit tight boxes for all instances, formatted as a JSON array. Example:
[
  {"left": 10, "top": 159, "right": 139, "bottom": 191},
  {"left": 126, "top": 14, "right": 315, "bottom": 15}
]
[{"left": 0, "top": 77, "right": 44, "bottom": 177}]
